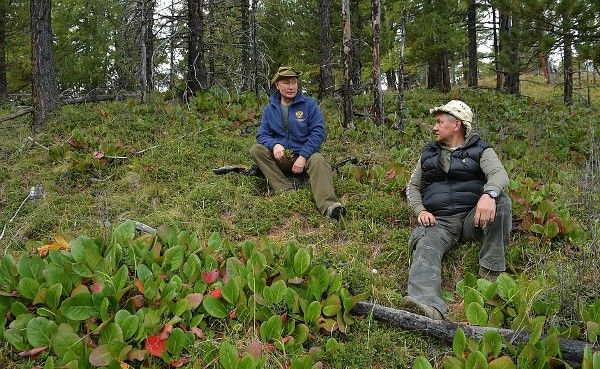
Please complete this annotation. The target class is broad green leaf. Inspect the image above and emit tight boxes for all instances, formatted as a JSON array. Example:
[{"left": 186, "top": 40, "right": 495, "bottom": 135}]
[
  {"left": 4, "top": 328, "right": 30, "bottom": 351},
  {"left": 308, "top": 265, "right": 329, "bottom": 301},
  {"left": 113, "top": 264, "right": 129, "bottom": 292},
  {"left": 293, "top": 248, "right": 310, "bottom": 276},
  {"left": 208, "top": 232, "right": 223, "bottom": 250},
  {"left": 89, "top": 344, "right": 116, "bottom": 367},
  {"left": 45, "top": 283, "right": 63, "bottom": 310},
  {"left": 219, "top": 340, "right": 239, "bottom": 369},
  {"left": 18, "top": 255, "right": 46, "bottom": 282},
  {"left": 173, "top": 299, "right": 188, "bottom": 317},
  {"left": 43, "top": 265, "right": 74, "bottom": 296},
  {"left": 43, "top": 356, "right": 55, "bottom": 369},
  {"left": 60, "top": 292, "right": 96, "bottom": 321},
  {"left": 18, "top": 277, "right": 40, "bottom": 300},
  {"left": 488, "top": 356, "right": 515, "bottom": 369},
  {"left": 260, "top": 315, "right": 282, "bottom": 342},
  {"left": 11, "top": 301, "right": 28, "bottom": 316},
  {"left": 304, "top": 301, "right": 321, "bottom": 326},
  {"left": 466, "top": 302, "right": 488, "bottom": 326},
  {"left": 167, "top": 328, "right": 189, "bottom": 356},
  {"left": 293, "top": 324, "right": 309, "bottom": 345},
  {"left": 111, "top": 220, "right": 136, "bottom": 246},
  {"left": 413, "top": 356, "right": 434, "bottom": 369},
  {"left": 70, "top": 236, "right": 102, "bottom": 269},
  {"left": 182, "top": 254, "right": 202, "bottom": 283},
  {"left": 529, "top": 224, "right": 545, "bottom": 235},
  {"left": 443, "top": 356, "right": 464, "bottom": 369},
  {"left": 480, "top": 330, "right": 502, "bottom": 358},
  {"left": 203, "top": 296, "right": 228, "bottom": 318},
  {"left": 464, "top": 287, "right": 484, "bottom": 307},
  {"left": 529, "top": 316, "right": 545, "bottom": 345},
  {"left": 328, "top": 273, "right": 343, "bottom": 294},
  {"left": 99, "top": 323, "right": 123, "bottom": 345},
  {"left": 26, "top": 317, "right": 58, "bottom": 347},
  {"left": 544, "top": 220, "right": 560, "bottom": 239},
  {"left": 465, "top": 350, "right": 488, "bottom": 369},
  {"left": 222, "top": 279, "right": 240, "bottom": 305},
  {"left": 452, "top": 328, "right": 466, "bottom": 357},
  {"left": 163, "top": 245, "right": 184, "bottom": 271},
  {"left": 238, "top": 354, "right": 257, "bottom": 369},
  {"left": 322, "top": 295, "right": 342, "bottom": 317},
  {"left": 290, "top": 355, "right": 313, "bottom": 369},
  {"left": 496, "top": 274, "right": 517, "bottom": 301},
  {"left": 120, "top": 315, "right": 139, "bottom": 341},
  {"left": 53, "top": 325, "right": 85, "bottom": 360},
  {"left": 99, "top": 297, "right": 109, "bottom": 322},
  {"left": 71, "top": 263, "right": 94, "bottom": 278},
  {"left": 0, "top": 255, "right": 18, "bottom": 291}
]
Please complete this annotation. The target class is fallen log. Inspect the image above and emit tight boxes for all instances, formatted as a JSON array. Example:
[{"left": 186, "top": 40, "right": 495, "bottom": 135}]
[{"left": 352, "top": 301, "right": 597, "bottom": 367}]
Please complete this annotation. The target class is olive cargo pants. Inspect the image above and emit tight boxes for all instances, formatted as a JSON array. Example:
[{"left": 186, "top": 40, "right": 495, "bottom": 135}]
[
  {"left": 406, "top": 192, "right": 512, "bottom": 316},
  {"left": 249, "top": 144, "right": 340, "bottom": 214}
]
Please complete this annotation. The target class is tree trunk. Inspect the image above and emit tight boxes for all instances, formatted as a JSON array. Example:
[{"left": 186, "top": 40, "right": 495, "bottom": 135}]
[
  {"left": 493, "top": 7, "right": 503, "bottom": 91},
  {"left": 169, "top": 0, "right": 176, "bottom": 90},
  {"left": 144, "top": 0, "right": 155, "bottom": 92},
  {"left": 140, "top": 0, "right": 148, "bottom": 103},
  {"left": 467, "top": 0, "right": 478, "bottom": 87},
  {"left": 251, "top": 0, "right": 258, "bottom": 96},
  {"left": 187, "top": 0, "right": 207, "bottom": 95},
  {"left": 318, "top": 0, "right": 334, "bottom": 99},
  {"left": 0, "top": 0, "right": 6, "bottom": 101},
  {"left": 538, "top": 51, "right": 550, "bottom": 84},
  {"left": 498, "top": 10, "right": 510, "bottom": 92},
  {"left": 385, "top": 69, "right": 396, "bottom": 91},
  {"left": 30, "top": 0, "right": 59, "bottom": 134},
  {"left": 563, "top": 19, "right": 573, "bottom": 106},
  {"left": 240, "top": 0, "right": 252, "bottom": 91},
  {"left": 395, "top": 2, "right": 407, "bottom": 130},
  {"left": 342, "top": 0, "right": 354, "bottom": 129},
  {"left": 349, "top": 0, "right": 362, "bottom": 93},
  {"left": 427, "top": 50, "right": 450, "bottom": 92},
  {"left": 504, "top": 15, "right": 520, "bottom": 95},
  {"left": 371, "top": 0, "right": 383, "bottom": 125}
]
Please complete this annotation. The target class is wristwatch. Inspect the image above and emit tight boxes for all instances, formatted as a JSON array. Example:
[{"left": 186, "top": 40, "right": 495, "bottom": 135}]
[{"left": 484, "top": 190, "right": 498, "bottom": 199}]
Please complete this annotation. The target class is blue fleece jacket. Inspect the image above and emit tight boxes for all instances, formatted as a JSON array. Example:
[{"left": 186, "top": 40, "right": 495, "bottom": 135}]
[{"left": 256, "top": 91, "right": 326, "bottom": 159}]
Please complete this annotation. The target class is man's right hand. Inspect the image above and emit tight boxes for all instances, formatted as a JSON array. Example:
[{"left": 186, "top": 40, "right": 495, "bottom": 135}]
[
  {"left": 417, "top": 210, "right": 437, "bottom": 227},
  {"left": 273, "top": 144, "right": 285, "bottom": 161}
]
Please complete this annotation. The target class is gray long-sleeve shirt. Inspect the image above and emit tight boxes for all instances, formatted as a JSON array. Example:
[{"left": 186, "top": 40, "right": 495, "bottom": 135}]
[{"left": 406, "top": 137, "right": 510, "bottom": 216}]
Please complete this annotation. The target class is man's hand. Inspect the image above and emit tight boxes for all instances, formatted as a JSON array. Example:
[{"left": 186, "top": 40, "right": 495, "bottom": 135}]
[
  {"left": 474, "top": 194, "right": 496, "bottom": 228},
  {"left": 273, "top": 144, "right": 285, "bottom": 161},
  {"left": 292, "top": 156, "right": 306, "bottom": 174},
  {"left": 417, "top": 210, "right": 437, "bottom": 227}
]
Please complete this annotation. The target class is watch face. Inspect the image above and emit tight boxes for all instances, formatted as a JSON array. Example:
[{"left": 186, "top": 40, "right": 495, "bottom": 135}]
[{"left": 487, "top": 190, "right": 498, "bottom": 198}]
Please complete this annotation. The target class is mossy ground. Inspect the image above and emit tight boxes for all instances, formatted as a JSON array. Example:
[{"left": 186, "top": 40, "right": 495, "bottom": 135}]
[{"left": 1, "top": 81, "right": 599, "bottom": 367}]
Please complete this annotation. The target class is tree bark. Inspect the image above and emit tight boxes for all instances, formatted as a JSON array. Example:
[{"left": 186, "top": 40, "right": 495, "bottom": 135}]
[
  {"left": 0, "top": 0, "right": 6, "bottom": 101},
  {"left": 505, "top": 15, "right": 520, "bottom": 95},
  {"left": 371, "top": 0, "right": 383, "bottom": 125},
  {"left": 318, "top": 0, "right": 334, "bottom": 99},
  {"left": 144, "top": 0, "right": 155, "bottom": 92},
  {"left": 342, "top": 0, "right": 354, "bottom": 129},
  {"left": 467, "top": 0, "right": 478, "bottom": 87},
  {"left": 349, "top": 0, "right": 362, "bottom": 93},
  {"left": 538, "top": 51, "right": 550, "bottom": 84},
  {"left": 385, "top": 69, "right": 396, "bottom": 91},
  {"left": 395, "top": 1, "right": 407, "bottom": 130},
  {"left": 493, "top": 6, "right": 503, "bottom": 91},
  {"left": 240, "top": 0, "right": 252, "bottom": 91},
  {"left": 251, "top": 0, "right": 258, "bottom": 96},
  {"left": 30, "top": 0, "right": 59, "bottom": 134},
  {"left": 427, "top": 50, "right": 450, "bottom": 92},
  {"left": 352, "top": 301, "right": 595, "bottom": 368},
  {"left": 187, "top": 0, "right": 208, "bottom": 95},
  {"left": 140, "top": 0, "right": 148, "bottom": 103},
  {"left": 563, "top": 19, "right": 573, "bottom": 106}
]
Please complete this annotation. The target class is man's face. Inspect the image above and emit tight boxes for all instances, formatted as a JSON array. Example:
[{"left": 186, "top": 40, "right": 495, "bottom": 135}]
[
  {"left": 432, "top": 113, "right": 461, "bottom": 144},
  {"left": 276, "top": 77, "right": 298, "bottom": 100}
]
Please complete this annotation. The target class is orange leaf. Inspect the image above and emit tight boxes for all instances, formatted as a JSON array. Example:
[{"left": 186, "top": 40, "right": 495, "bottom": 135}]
[
  {"left": 18, "top": 346, "right": 47, "bottom": 358},
  {"left": 202, "top": 270, "right": 220, "bottom": 284},
  {"left": 208, "top": 288, "right": 222, "bottom": 299},
  {"left": 191, "top": 327, "right": 204, "bottom": 339},
  {"left": 134, "top": 279, "right": 145, "bottom": 293},
  {"left": 385, "top": 168, "right": 397, "bottom": 179},
  {"left": 37, "top": 234, "right": 70, "bottom": 257},
  {"left": 229, "top": 308, "right": 237, "bottom": 319},
  {"left": 120, "top": 362, "right": 131, "bottom": 369},
  {"left": 93, "top": 151, "right": 105, "bottom": 159},
  {"left": 171, "top": 357, "right": 189, "bottom": 368}
]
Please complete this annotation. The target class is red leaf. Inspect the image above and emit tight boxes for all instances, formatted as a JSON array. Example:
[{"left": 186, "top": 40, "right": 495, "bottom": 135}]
[
  {"left": 208, "top": 288, "right": 222, "bottom": 299},
  {"left": 171, "top": 357, "right": 190, "bottom": 368},
  {"left": 134, "top": 278, "right": 145, "bottom": 293},
  {"left": 90, "top": 282, "right": 103, "bottom": 293},
  {"left": 158, "top": 324, "right": 173, "bottom": 341},
  {"left": 244, "top": 339, "right": 262, "bottom": 358},
  {"left": 132, "top": 295, "right": 145, "bottom": 310},
  {"left": 229, "top": 308, "right": 237, "bottom": 319},
  {"left": 191, "top": 327, "right": 204, "bottom": 339},
  {"left": 202, "top": 270, "right": 220, "bottom": 284},
  {"left": 18, "top": 346, "right": 47, "bottom": 358},
  {"left": 185, "top": 293, "right": 203, "bottom": 309},
  {"left": 385, "top": 168, "right": 397, "bottom": 179},
  {"left": 145, "top": 335, "right": 167, "bottom": 357},
  {"left": 66, "top": 138, "right": 78, "bottom": 147}
]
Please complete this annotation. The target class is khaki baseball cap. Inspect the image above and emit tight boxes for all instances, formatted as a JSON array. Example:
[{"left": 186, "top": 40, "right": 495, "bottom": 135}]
[
  {"left": 271, "top": 66, "right": 302, "bottom": 85},
  {"left": 430, "top": 100, "right": 473, "bottom": 135}
]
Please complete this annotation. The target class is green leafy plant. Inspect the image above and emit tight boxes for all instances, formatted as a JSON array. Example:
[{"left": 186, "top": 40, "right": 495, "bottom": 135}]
[{"left": 0, "top": 221, "right": 368, "bottom": 368}]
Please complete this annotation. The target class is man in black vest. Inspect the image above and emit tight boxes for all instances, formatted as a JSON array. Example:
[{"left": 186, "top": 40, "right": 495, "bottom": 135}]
[{"left": 401, "top": 100, "right": 512, "bottom": 320}]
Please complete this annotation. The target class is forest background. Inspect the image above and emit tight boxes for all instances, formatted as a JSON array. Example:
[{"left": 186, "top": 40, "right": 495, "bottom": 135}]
[{"left": 0, "top": 0, "right": 599, "bottom": 368}]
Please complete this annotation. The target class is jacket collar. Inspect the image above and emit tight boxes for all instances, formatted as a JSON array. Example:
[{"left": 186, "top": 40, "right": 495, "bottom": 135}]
[{"left": 269, "top": 91, "right": 305, "bottom": 106}]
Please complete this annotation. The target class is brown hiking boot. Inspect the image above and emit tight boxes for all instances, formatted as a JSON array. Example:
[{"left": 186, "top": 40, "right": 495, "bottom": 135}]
[
  {"left": 478, "top": 266, "right": 502, "bottom": 282},
  {"left": 401, "top": 296, "right": 443, "bottom": 320}
]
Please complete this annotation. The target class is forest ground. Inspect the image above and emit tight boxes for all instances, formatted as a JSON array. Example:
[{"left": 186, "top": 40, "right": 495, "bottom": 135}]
[{"left": 1, "top": 76, "right": 599, "bottom": 368}]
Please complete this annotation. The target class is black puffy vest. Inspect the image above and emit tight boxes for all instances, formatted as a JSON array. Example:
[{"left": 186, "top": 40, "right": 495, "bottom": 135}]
[{"left": 421, "top": 135, "right": 490, "bottom": 216}]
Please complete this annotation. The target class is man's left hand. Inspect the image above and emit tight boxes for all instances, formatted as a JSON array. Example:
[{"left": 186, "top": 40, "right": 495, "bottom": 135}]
[
  {"left": 474, "top": 194, "right": 496, "bottom": 228},
  {"left": 292, "top": 156, "right": 306, "bottom": 174}
]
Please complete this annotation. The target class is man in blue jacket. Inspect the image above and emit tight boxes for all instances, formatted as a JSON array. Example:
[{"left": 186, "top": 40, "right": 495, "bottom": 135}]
[{"left": 249, "top": 66, "right": 346, "bottom": 220}]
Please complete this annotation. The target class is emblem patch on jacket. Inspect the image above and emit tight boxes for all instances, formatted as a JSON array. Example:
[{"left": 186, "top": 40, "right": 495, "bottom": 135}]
[{"left": 295, "top": 111, "right": 304, "bottom": 119}]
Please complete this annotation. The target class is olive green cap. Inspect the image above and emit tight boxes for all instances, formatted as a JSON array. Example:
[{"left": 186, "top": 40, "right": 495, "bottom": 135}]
[{"left": 271, "top": 66, "right": 302, "bottom": 85}]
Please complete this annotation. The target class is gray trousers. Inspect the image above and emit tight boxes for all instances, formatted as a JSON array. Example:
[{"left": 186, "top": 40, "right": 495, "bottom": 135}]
[
  {"left": 249, "top": 144, "right": 339, "bottom": 214},
  {"left": 406, "top": 192, "right": 512, "bottom": 315}
]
